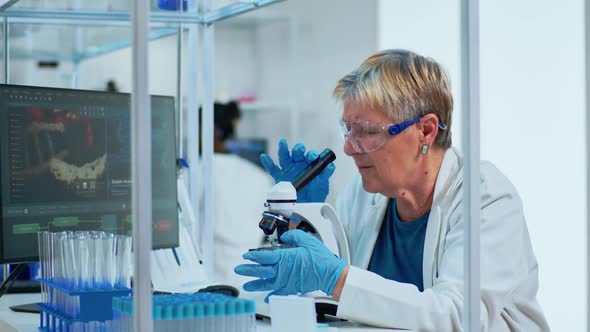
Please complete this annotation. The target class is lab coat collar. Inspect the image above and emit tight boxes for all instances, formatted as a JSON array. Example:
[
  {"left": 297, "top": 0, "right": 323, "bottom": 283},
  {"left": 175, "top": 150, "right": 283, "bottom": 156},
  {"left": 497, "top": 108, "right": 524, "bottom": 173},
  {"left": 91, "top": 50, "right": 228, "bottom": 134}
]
[
  {"left": 359, "top": 193, "right": 388, "bottom": 269},
  {"left": 432, "top": 147, "right": 463, "bottom": 208},
  {"left": 423, "top": 147, "right": 462, "bottom": 288}
]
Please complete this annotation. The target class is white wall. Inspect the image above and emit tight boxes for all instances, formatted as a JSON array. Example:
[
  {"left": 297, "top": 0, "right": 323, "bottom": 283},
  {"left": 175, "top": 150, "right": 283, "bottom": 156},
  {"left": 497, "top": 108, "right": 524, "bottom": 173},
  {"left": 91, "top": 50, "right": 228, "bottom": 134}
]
[
  {"left": 379, "top": 0, "right": 586, "bottom": 330},
  {"left": 378, "top": 0, "right": 463, "bottom": 147},
  {"left": 480, "top": 1, "right": 586, "bottom": 329},
  {"left": 9, "top": 60, "right": 74, "bottom": 88}
]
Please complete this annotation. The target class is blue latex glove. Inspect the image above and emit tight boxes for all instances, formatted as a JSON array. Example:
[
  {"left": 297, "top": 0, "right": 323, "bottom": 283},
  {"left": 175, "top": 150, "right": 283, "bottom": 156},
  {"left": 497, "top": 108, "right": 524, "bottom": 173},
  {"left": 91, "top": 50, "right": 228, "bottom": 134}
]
[
  {"left": 234, "top": 230, "right": 348, "bottom": 302},
  {"left": 260, "top": 138, "right": 336, "bottom": 203}
]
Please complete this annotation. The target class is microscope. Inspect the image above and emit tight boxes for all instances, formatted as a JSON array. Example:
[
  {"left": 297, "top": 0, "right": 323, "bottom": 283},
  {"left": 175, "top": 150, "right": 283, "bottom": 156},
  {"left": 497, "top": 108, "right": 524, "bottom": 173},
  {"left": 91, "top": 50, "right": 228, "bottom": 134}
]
[
  {"left": 255, "top": 148, "right": 350, "bottom": 262},
  {"left": 248, "top": 148, "right": 351, "bottom": 320}
]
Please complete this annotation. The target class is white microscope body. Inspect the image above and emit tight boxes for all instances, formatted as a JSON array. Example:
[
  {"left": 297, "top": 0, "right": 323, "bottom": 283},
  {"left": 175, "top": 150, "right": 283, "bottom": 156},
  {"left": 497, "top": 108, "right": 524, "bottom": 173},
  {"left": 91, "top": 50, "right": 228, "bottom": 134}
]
[
  {"left": 249, "top": 180, "right": 350, "bottom": 319},
  {"left": 260, "top": 181, "right": 350, "bottom": 263},
  {"left": 247, "top": 148, "right": 350, "bottom": 319}
]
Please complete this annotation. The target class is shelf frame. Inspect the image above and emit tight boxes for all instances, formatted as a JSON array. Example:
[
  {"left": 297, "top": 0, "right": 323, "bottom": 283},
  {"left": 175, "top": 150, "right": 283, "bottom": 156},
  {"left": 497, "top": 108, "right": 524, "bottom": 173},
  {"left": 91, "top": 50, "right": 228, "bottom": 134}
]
[
  {"left": 0, "top": 0, "right": 286, "bottom": 25},
  {"left": 0, "top": 0, "right": 19, "bottom": 11},
  {"left": 0, "top": 0, "right": 286, "bottom": 63}
]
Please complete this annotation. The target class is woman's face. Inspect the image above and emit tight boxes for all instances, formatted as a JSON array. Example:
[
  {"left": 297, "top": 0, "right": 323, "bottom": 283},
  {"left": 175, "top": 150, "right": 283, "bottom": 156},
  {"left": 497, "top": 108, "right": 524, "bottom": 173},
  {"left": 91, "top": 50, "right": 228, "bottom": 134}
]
[{"left": 342, "top": 100, "right": 422, "bottom": 196}]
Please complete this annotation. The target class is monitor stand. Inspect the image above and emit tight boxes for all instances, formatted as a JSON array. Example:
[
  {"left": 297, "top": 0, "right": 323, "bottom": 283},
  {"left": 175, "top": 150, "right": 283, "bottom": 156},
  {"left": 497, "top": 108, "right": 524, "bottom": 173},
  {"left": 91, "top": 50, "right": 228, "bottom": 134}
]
[
  {"left": 9, "top": 302, "right": 39, "bottom": 314},
  {"left": 8, "top": 279, "right": 41, "bottom": 313},
  {"left": 0, "top": 266, "right": 41, "bottom": 314}
]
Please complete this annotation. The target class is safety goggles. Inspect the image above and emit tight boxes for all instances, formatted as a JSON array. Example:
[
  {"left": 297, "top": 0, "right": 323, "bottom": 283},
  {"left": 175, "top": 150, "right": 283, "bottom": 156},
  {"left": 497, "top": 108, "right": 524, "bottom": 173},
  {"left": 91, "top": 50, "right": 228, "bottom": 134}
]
[{"left": 339, "top": 115, "right": 447, "bottom": 153}]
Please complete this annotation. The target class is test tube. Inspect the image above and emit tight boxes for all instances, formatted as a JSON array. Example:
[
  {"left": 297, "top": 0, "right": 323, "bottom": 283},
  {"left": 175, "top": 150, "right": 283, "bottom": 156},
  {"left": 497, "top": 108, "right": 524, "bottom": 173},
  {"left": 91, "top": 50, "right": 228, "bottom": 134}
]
[
  {"left": 37, "top": 231, "right": 46, "bottom": 303},
  {"left": 88, "top": 320, "right": 99, "bottom": 332},
  {"left": 56, "top": 232, "right": 63, "bottom": 287},
  {"left": 45, "top": 231, "right": 51, "bottom": 276},
  {"left": 205, "top": 302, "right": 215, "bottom": 332},
  {"left": 51, "top": 232, "right": 61, "bottom": 308},
  {"left": 103, "top": 233, "right": 116, "bottom": 288},
  {"left": 71, "top": 319, "right": 83, "bottom": 332},
  {"left": 51, "top": 232, "right": 59, "bottom": 285},
  {"left": 154, "top": 304, "right": 165, "bottom": 332},
  {"left": 98, "top": 232, "right": 107, "bottom": 288},
  {"left": 60, "top": 231, "right": 69, "bottom": 288},
  {"left": 72, "top": 232, "right": 80, "bottom": 290},
  {"left": 75, "top": 231, "right": 90, "bottom": 289},
  {"left": 105, "top": 319, "right": 113, "bottom": 332},
  {"left": 90, "top": 231, "right": 103, "bottom": 288},
  {"left": 63, "top": 232, "right": 74, "bottom": 316},
  {"left": 36, "top": 231, "right": 43, "bottom": 275},
  {"left": 116, "top": 235, "right": 132, "bottom": 288},
  {"left": 51, "top": 232, "right": 57, "bottom": 281},
  {"left": 65, "top": 231, "right": 76, "bottom": 289},
  {"left": 46, "top": 231, "right": 53, "bottom": 306},
  {"left": 216, "top": 301, "right": 225, "bottom": 332},
  {"left": 194, "top": 302, "right": 205, "bottom": 332}
]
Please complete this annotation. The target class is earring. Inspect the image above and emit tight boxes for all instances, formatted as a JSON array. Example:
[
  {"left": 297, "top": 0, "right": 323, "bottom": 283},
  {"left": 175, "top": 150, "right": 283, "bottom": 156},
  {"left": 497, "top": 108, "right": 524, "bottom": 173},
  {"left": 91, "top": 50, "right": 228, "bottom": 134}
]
[{"left": 420, "top": 144, "right": 430, "bottom": 155}]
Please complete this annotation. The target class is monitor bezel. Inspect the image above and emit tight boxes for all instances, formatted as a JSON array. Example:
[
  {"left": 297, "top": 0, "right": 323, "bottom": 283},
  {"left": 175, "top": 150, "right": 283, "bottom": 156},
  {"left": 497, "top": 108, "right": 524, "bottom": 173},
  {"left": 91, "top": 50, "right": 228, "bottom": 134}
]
[{"left": 0, "top": 84, "right": 179, "bottom": 264}]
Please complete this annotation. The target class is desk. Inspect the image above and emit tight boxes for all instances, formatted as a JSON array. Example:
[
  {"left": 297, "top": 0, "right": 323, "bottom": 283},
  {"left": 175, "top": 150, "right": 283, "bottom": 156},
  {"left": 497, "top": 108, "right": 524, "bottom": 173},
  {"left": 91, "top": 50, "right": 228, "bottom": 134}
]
[
  {"left": 0, "top": 293, "right": 39, "bottom": 332},
  {"left": 0, "top": 294, "right": 405, "bottom": 331}
]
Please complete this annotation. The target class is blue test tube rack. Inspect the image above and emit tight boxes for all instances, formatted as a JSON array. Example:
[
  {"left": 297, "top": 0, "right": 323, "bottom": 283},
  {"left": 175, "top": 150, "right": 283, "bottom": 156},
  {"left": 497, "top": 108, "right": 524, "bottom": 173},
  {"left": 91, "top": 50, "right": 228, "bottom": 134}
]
[
  {"left": 38, "top": 278, "right": 131, "bottom": 332},
  {"left": 112, "top": 292, "right": 257, "bottom": 332}
]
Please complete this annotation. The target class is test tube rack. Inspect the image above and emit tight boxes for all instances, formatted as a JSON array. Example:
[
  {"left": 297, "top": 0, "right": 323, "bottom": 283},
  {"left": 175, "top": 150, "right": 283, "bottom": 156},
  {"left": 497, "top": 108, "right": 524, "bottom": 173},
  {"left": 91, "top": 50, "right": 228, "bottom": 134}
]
[
  {"left": 112, "top": 292, "right": 257, "bottom": 332},
  {"left": 38, "top": 278, "right": 131, "bottom": 332}
]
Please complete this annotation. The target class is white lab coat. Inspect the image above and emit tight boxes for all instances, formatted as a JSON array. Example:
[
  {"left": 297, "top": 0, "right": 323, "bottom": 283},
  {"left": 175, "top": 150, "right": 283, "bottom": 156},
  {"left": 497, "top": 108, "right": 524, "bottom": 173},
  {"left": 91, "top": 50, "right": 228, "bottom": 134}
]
[
  {"left": 210, "top": 153, "right": 274, "bottom": 289},
  {"left": 151, "top": 153, "right": 273, "bottom": 292},
  {"left": 335, "top": 147, "right": 550, "bottom": 331}
]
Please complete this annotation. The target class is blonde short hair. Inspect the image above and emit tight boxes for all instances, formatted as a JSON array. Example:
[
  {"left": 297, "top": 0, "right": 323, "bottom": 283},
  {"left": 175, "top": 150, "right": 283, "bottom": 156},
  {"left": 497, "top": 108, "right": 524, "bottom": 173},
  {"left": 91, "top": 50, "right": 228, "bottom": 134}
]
[{"left": 333, "top": 49, "right": 453, "bottom": 149}]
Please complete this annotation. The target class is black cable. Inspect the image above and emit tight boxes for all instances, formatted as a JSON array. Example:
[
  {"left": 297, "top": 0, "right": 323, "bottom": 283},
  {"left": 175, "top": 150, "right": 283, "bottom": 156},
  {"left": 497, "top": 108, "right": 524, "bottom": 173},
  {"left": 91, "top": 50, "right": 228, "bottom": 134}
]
[
  {"left": 0, "top": 265, "right": 20, "bottom": 293},
  {"left": 0, "top": 264, "right": 25, "bottom": 295},
  {"left": 0, "top": 264, "right": 27, "bottom": 299}
]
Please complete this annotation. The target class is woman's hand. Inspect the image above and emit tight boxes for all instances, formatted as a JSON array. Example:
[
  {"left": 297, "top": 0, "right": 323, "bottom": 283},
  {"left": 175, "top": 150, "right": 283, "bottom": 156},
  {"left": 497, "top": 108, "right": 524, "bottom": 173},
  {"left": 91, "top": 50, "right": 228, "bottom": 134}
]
[{"left": 260, "top": 138, "right": 335, "bottom": 203}]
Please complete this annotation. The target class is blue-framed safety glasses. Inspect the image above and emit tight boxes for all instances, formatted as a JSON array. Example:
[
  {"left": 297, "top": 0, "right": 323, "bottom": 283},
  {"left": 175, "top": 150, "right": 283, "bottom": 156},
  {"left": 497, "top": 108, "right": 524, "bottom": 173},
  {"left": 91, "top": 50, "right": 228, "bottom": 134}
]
[{"left": 339, "top": 115, "right": 447, "bottom": 153}]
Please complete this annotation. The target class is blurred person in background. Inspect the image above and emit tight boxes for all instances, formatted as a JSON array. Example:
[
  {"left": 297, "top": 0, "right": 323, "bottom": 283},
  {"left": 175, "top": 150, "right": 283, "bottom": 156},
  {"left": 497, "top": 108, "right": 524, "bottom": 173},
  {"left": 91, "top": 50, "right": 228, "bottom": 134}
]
[{"left": 207, "top": 101, "right": 273, "bottom": 288}]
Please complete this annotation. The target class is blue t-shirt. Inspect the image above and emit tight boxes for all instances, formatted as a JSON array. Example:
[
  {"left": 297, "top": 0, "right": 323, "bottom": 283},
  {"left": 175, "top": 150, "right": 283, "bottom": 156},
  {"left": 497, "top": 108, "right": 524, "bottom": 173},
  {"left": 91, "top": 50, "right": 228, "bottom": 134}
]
[{"left": 367, "top": 199, "right": 429, "bottom": 292}]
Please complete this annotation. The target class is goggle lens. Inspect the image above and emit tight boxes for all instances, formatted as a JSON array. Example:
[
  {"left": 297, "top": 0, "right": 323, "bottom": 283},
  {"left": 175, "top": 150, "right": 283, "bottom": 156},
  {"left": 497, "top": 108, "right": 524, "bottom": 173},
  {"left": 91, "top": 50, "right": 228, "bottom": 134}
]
[
  {"left": 339, "top": 119, "right": 389, "bottom": 153},
  {"left": 340, "top": 115, "right": 445, "bottom": 153}
]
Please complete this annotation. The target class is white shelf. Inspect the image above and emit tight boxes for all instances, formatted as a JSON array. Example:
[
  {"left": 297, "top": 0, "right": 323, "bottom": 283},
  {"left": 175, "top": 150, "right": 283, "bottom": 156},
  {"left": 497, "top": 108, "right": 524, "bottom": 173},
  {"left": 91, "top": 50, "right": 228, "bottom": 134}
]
[
  {"left": 0, "top": 0, "right": 287, "bottom": 62},
  {"left": 0, "top": 0, "right": 286, "bottom": 24}
]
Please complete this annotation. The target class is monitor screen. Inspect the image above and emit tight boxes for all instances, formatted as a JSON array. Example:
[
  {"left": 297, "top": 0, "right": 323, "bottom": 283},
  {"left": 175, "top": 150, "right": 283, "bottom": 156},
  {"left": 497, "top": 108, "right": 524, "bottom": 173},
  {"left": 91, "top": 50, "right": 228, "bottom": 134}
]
[{"left": 0, "top": 84, "right": 179, "bottom": 263}]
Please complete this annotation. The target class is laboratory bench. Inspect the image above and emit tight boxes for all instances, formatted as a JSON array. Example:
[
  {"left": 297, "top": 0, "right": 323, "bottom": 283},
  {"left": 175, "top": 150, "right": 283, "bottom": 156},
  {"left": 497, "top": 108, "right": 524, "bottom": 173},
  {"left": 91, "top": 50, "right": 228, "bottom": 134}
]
[{"left": 0, "top": 293, "right": 407, "bottom": 332}]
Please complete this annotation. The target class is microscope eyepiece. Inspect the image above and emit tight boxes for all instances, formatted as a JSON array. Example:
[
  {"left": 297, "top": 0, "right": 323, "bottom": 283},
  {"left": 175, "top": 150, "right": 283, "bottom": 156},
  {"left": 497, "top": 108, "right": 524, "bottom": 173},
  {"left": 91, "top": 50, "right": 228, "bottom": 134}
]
[{"left": 291, "top": 149, "right": 336, "bottom": 192}]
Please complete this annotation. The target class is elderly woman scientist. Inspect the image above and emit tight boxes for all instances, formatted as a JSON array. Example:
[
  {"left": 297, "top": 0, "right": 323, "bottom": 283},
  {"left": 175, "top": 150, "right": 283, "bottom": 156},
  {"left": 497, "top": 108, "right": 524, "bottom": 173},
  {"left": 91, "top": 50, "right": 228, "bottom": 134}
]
[{"left": 235, "top": 49, "right": 550, "bottom": 331}]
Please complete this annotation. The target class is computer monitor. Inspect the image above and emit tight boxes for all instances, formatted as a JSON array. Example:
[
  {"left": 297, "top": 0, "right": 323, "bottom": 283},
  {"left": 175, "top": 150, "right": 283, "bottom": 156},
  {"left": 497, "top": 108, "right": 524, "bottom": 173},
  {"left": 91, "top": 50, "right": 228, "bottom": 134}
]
[{"left": 0, "top": 84, "right": 179, "bottom": 264}]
